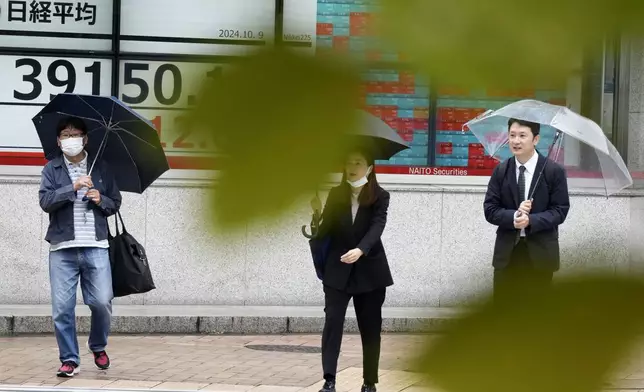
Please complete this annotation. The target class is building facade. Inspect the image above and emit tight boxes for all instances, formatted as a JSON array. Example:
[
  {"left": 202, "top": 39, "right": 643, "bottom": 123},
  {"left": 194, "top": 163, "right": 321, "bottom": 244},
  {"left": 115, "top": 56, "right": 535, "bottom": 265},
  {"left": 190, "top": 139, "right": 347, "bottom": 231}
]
[{"left": 0, "top": 0, "right": 642, "bottom": 307}]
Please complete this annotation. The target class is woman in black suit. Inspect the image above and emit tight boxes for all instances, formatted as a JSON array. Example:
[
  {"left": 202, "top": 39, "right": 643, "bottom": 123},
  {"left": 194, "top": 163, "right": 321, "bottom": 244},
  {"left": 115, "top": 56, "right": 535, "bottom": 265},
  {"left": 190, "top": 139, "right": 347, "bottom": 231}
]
[{"left": 314, "top": 149, "right": 394, "bottom": 392}]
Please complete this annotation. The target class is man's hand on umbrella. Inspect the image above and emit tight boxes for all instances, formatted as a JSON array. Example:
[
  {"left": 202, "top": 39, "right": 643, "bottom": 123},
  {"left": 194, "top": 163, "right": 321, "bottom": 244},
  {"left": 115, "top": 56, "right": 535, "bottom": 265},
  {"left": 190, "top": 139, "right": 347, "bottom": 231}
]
[
  {"left": 86, "top": 189, "right": 101, "bottom": 205},
  {"left": 73, "top": 176, "right": 93, "bottom": 191},
  {"left": 518, "top": 199, "right": 532, "bottom": 215},
  {"left": 341, "top": 248, "right": 364, "bottom": 264},
  {"left": 514, "top": 214, "right": 530, "bottom": 229}
]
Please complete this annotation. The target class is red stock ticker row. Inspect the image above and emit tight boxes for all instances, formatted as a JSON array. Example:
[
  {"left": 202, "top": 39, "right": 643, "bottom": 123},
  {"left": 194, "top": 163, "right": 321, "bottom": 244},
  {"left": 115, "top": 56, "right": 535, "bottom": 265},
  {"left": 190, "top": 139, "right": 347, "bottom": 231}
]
[
  {"left": 361, "top": 81, "right": 418, "bottom": 95},
  {"left": 1, "top": 152, "right": 642, "bottom": 179},
  {"left": 316, "top": 13, "right": 375, "bottom": 37}
]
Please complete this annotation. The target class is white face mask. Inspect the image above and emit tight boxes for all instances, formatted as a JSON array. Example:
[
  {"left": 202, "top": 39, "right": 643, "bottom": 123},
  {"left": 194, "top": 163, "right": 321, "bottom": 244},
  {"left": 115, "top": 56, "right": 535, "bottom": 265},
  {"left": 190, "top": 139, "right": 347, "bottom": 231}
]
[
  {"left": 60, "top": 137, "right": 84, "bottom": 157},
  {"left": 346, "top": 165, "right": 373, "bottom": 188}
]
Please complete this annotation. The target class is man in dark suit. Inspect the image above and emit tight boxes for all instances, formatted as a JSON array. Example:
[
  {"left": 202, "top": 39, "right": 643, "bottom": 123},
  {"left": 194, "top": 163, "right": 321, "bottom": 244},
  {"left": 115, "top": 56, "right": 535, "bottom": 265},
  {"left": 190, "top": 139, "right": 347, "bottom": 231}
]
[{"left": 483, "top": 118, "right": 570, "bottom": 303}]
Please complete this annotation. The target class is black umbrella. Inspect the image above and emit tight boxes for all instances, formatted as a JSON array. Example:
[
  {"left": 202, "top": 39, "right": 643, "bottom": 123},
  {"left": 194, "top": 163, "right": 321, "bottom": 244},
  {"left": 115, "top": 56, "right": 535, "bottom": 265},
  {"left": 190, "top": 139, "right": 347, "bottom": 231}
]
[
  {"left": 32, "top": 93, "right": 169, "bottom": 194},
  {"left": 301, "top": 110, "right": 409, "bottom": 239},
  {"left": 348, "top": 110, "right": 410, "bottom": 160},
  {"left": 301, "top": 110, "right": 409, "bottom": 280}
]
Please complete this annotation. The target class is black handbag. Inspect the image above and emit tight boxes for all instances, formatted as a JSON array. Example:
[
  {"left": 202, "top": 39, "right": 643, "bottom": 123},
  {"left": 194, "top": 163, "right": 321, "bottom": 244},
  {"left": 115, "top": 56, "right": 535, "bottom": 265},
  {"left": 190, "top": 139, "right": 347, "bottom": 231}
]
[
  {"left": 108, "top": 211, "right": 156, "bottom": 297},
  {"left": 302, "top": 211, "right": 329, "bottom": 281}
]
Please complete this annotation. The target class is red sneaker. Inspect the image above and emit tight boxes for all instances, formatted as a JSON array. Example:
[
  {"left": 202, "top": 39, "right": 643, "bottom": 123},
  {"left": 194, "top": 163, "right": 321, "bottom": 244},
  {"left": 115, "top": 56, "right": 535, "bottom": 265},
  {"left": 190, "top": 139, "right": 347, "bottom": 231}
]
[
  {"left": 57, "top": 361, "right": 79, "bottom": 377},
  {"left": 93, "top": 351, "right": 110, "bottom": 370}
]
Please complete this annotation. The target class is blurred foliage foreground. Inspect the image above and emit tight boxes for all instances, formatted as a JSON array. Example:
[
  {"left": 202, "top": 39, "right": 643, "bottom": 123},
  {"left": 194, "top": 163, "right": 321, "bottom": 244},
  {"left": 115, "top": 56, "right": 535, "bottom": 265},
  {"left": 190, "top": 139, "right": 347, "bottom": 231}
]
[
  {"left": 415, "top": 274, "right": 644, "bottom": 392},
  {"left": 186, "top": 0, "right": 644, "bottom": 229},
  {"left": 181, "top": 2, "right": 644, "bottom": 390}
]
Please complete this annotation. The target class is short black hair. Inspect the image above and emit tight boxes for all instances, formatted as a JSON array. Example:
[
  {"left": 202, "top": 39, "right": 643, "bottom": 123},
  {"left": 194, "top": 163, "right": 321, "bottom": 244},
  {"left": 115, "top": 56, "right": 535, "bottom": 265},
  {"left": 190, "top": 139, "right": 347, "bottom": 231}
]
[
  {"left": 508, "top": 118, "right": 540, "bottom": 137},
  {"left": 56, "top": 116, "right": 88, "bottom": 137}
]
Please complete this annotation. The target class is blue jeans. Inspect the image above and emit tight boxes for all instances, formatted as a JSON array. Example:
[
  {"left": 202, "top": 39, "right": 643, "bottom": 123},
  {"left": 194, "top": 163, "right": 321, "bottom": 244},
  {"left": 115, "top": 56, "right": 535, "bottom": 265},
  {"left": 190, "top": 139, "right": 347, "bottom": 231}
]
[{"left": 49, "top": 247, "right": 113, "bottom": 365}]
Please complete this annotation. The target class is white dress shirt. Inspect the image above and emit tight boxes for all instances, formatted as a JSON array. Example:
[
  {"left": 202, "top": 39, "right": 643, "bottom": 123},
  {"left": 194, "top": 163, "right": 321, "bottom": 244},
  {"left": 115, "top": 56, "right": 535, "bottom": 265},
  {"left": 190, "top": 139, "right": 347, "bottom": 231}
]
[
  {"left": 514, "top": 151, "right": 538, "bottom": 237},
  {"left": 351, "top": 190, "right": 360, "bottom": 222}
]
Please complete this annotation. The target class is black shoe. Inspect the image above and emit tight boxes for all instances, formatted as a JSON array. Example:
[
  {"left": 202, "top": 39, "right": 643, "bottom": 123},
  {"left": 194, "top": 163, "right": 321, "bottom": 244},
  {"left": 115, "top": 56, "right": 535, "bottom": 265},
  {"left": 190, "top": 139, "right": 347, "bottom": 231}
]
[
  {"left": 92, "top": 350, "right": 110, "bottom": 370},
  {"left": 319, "top": 380, "right": 336, "bottom": 392},
  {"left": 361, "top": 384, "right": 376, "bottom": 392}
]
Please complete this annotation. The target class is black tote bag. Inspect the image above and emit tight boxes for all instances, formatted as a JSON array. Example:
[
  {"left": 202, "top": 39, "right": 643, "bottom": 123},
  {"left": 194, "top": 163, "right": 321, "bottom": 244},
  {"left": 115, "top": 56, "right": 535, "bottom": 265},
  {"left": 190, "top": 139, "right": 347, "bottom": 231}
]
[{"left": 108, "top": 211, "right": 156, "bottom": 297}]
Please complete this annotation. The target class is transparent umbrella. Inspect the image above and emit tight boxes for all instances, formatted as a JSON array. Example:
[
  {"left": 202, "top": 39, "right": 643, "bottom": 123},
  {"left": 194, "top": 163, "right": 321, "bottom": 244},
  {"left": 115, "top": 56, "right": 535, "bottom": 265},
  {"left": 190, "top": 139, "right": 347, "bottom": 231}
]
[{"left": 464, "top": 99, "right": 632, "bottom": 197}]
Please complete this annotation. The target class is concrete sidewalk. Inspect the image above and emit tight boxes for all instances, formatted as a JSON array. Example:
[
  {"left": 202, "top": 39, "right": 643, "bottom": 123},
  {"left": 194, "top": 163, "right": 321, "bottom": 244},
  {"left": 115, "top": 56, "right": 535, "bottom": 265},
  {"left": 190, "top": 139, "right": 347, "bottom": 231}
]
[
  {"left": 0, "top": 305, "right": 460, "bottom": 335},
  {"left": 0, "top": 333, "right": 643, "bottom": 392},
  {"left": 0, "top": 334, "right": 433, "bottom": 392}
]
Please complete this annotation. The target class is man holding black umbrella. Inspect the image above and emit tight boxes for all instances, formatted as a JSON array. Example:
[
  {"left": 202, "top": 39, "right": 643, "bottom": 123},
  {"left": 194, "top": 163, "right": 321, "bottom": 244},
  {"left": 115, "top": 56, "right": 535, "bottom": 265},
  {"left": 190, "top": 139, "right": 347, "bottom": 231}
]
[
  {"left": 39, "top": 116, "right": 121, "bottom": 377},
  {"left": 483, "top": 118, "right": 570, "bottom": 304}
]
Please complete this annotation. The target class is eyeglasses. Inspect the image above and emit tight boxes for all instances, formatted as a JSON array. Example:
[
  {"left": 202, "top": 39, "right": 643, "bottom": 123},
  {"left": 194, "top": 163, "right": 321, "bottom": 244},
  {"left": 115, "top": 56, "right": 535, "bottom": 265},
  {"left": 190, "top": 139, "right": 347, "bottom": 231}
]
[{"left": 59, "top": 134, "right": 84, "bottom": 140}]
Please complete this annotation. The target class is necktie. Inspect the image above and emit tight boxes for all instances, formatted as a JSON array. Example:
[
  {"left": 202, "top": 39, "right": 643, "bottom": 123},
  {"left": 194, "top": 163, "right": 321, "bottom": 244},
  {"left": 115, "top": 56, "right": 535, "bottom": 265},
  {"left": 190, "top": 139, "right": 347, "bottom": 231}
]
[
  {"left": 516, "top": 165, "right": 526, "bottom": 243},
  {"left": 518, "top": 165, "right": 526, "bottom": 202}
]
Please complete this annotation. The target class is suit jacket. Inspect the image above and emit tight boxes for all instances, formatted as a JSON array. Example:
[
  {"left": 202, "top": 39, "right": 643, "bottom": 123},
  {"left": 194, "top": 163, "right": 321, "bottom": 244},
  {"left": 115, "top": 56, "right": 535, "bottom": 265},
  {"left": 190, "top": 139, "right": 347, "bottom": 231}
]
[
  {"left": 483, "top": 153, "right": 570, "bottom": 272},
  {"left": 317, "top": 183, "right": 394, "bottom": 294}
]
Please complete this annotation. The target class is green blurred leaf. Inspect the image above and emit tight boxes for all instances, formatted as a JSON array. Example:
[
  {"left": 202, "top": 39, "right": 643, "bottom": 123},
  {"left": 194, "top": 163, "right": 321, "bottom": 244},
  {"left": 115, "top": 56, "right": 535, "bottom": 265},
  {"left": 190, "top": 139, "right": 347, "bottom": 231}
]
[
  {"left": 378, "top": 0, "right": 644, "bottom": 88},
  {"left": 417, "top": 274, "right": 644, "bottom": 392},
  {"left": 189, "top": 48, "right": 362, "bottom": 230}
]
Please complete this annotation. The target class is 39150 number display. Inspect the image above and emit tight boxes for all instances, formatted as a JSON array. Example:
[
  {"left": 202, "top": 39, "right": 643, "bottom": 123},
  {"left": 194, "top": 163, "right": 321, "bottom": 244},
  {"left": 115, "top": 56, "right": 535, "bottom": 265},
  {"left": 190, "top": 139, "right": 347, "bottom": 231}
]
[
  {"left": 121, "top": 63, "right": 182, "bottom": 105},
  {"left": 13, "top": 58, "right": 102, "bottom": 101},
  {"left": 120, "top": 62, "right": 223, "bottom": 107}
]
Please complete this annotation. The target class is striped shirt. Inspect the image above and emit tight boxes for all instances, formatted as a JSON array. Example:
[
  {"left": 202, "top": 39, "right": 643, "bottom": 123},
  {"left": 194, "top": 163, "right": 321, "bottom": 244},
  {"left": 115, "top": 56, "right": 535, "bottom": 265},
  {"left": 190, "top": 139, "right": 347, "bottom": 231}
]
[{"left": 50, "top": 152, "right": 109, "bottom": 251}]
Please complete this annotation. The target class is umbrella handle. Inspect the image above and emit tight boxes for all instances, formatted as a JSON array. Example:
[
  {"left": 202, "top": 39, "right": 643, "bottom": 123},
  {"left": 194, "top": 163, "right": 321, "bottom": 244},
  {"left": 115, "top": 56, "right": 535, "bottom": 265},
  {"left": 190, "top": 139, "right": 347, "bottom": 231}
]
[
  {"left": 301, "top": 225, "right": 315, "bottom": 239},
  {"left": 302, "top": 190, "right": 323, "bottom": 239},
  {"left": 527, "top": 131, "right": 563, "bottom": 200},
  {"left": 82, "top": 187, "right": 95, "bottom": 202},
  {"left": 302, "top": 209, "right": 321, "bottom": 239}
]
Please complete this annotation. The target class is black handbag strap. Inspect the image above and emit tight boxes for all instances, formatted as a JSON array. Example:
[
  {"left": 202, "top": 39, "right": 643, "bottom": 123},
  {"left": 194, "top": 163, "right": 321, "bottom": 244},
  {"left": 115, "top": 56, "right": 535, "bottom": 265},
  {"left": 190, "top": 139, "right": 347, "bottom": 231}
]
[{"left": 112, "top": 210, "right": 127, "bottom": 234}]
